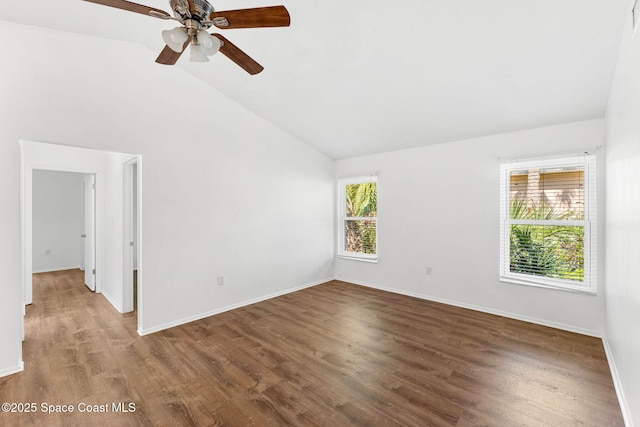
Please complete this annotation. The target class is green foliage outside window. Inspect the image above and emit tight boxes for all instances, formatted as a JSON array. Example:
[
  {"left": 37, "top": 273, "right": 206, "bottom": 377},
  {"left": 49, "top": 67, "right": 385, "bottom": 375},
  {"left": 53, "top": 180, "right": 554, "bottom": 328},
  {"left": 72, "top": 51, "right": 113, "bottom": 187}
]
[
  {"left": 345, "top": 182, "right": 377, "bottom": 255},
  {"left": 509, "top": 199, "right": 584, "bottom": 281}
]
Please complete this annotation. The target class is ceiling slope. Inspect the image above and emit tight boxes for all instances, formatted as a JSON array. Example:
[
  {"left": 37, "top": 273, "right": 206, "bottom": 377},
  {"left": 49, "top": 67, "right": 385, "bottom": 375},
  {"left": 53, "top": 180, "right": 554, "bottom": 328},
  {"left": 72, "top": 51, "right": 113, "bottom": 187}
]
[{"left": 0, "top": 0, "right": 629, "bottom": 159}]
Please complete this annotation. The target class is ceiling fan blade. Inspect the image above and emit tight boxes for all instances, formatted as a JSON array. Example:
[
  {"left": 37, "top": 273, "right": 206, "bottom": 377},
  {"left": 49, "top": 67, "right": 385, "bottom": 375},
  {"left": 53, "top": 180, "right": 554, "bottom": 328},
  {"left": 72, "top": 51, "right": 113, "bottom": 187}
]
[
  {"left": 210, "top": 6, "right": 290, "bottom": 29},
  {"left": 82, "top": 0, "right": 171, "bottom": 19},
  {"left": 156, "top": 37, "right": 192, "bottom": 65},
  {"left": 212, "top": 34, "right": 264, "bottom": 75}
]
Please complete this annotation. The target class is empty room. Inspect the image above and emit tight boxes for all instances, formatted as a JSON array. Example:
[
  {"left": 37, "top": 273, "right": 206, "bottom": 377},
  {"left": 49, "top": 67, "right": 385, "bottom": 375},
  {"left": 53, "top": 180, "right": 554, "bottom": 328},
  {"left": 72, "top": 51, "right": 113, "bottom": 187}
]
[{"left": 0, "top": 0, "right": 639, "bottom": 426}]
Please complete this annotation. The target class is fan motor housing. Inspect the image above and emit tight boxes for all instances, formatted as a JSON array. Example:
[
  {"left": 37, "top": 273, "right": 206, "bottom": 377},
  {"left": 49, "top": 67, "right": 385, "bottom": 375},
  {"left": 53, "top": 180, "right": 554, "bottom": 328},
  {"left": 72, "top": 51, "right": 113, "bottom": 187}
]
[{"left": 169, "top": 0, "right": 215, "bottom": 22}]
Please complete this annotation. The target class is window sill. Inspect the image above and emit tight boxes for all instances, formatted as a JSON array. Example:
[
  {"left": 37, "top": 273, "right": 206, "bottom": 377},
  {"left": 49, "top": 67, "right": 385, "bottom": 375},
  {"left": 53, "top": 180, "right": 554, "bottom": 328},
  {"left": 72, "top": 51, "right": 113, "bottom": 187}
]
[
  {"left": 500, "top": 275, "right": 597, "bottom": 295},
  {"left": 337, "top": 255, "right": 378, "bottom": 264}
]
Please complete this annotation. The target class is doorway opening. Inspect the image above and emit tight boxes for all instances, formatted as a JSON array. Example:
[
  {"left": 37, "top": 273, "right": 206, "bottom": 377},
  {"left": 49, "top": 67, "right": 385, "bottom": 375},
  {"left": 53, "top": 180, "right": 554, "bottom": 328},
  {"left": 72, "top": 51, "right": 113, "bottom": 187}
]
[
  {"left": 20, "top": 140, "right": 143, "bottom": 352},
  {"left": 31, "top": 170, "right": 94, "bottom": 283}
]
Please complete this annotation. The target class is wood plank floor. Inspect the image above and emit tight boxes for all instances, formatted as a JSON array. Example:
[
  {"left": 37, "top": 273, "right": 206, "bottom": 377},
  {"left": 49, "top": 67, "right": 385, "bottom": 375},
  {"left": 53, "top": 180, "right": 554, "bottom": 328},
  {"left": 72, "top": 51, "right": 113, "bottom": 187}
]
[{"left": 0, "top": 269, "right": 624, "bottom": 426}]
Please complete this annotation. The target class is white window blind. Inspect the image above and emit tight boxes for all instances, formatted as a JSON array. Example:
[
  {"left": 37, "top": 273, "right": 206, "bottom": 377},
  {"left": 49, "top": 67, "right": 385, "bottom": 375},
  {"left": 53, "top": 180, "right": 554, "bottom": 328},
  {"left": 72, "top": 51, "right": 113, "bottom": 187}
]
[
  {"left": 337, "top": 176, "right": 378, "bottom": 261},
  {"left": 499, "top": 154, "right": 596, "bottom": 293}
]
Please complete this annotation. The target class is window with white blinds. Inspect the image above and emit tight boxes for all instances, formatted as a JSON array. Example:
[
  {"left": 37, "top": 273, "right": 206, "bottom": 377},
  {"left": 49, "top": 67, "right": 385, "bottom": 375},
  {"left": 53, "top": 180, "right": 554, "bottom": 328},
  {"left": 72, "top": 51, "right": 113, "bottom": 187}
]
[
  {"left": 499, "top": 154, "right": 597, "bottom": 293},
  {"left": 337, "top": 176, "right": 378, "bottom": 261}
]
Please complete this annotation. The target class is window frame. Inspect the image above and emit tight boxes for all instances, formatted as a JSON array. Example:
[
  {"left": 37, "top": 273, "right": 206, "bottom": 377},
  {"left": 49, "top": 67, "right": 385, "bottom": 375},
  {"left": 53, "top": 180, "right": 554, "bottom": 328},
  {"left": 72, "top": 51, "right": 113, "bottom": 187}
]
[
  {"left": 337, "top": 176, "right": 378, "bottom": 263},
  {"left": 499, "top": 154, "right": 597, "bottom": 294}
]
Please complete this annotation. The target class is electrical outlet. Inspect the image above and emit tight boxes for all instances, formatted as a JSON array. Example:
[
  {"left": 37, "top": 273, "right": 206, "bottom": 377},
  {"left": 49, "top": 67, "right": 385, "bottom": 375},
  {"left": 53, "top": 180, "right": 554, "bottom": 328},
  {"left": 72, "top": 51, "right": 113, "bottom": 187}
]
[
  {"left": 425, "top": 266, "right": 432, "bottom": 275},
  {"left": 217, "top": 276, "right": 224, "bottom": 286}
]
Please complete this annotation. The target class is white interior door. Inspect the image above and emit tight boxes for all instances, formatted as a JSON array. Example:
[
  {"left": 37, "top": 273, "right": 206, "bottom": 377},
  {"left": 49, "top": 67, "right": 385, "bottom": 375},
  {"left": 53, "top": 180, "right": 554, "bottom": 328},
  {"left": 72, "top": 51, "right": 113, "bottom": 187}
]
[
  {"left": 83, "top": 174, "right": 96, "bottom": 291},
  {"left": 123, "top": 159, "right": 135, "bottom": 312}
]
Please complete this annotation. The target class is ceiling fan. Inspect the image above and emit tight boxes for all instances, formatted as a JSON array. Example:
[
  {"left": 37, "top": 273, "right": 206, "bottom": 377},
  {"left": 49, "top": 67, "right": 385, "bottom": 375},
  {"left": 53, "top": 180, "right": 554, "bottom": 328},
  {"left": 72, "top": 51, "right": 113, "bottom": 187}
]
[{"left": 83, "top": 0, "right": 290, "bottom": 74}]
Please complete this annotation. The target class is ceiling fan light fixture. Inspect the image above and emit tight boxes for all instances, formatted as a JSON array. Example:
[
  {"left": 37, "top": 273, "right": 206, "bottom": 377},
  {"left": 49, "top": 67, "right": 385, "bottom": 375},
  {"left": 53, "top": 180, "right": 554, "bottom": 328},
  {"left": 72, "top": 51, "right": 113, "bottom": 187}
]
[
  {"left": 83, "top": 0, "right": 289, "bottom": 73},
  {"left": 190, "top": 43, "right": 209, "bottom": 62},
  {"left": 198, "top": 31, "right": 221, "bottom": 56},
  {"left": 162, "top": 27, "right": 188, "bottom": 53}
]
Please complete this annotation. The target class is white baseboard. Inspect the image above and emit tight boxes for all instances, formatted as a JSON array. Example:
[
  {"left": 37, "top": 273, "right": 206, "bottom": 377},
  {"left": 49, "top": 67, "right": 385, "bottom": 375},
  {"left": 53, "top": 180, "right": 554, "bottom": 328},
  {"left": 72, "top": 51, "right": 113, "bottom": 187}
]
[
  {"left": 101, "top": 290, "right": 123, "bottom": 313},
  {"left": 603, "top": 338, "right": 634, "bottom": 427},
  {"left": 0, "top": 360, "right": 24, "bottom": 379},
  {"left": 32, "top": 266, "right": 81, "bottom": 274},
  {"left": 138, "top": 277, "right": 334, "bottom": 336},
  {"left": 339, "top": 277, "right": 603, "bottom": 338}
]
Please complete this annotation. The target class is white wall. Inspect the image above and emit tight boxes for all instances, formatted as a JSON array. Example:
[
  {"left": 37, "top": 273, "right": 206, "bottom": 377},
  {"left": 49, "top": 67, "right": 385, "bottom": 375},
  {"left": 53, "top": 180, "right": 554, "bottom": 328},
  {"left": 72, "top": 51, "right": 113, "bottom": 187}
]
[
  {"left": 0, "top": 21, "right": 334, "bottom": 376},
  {"left": 336, "top": 119, "right": 607, "bottom": 336},
  {"left": 604, "top": 2, "right": 640, "bottom": 424},
  {"left": 32, "top": 170, "right": 83, "bottom": 273}
]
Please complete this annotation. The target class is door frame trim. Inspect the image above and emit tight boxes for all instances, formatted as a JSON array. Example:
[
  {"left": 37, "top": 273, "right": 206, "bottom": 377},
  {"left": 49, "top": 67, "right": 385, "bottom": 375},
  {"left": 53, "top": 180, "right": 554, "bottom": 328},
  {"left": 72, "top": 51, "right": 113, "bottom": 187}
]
[
  {"left": 122, "top": 156, "right": 142, "bottom": 327},
  {"left": 21, "top": 165, "right": 105, "bottom": 304},
  {"left": 83, "top": 173, "right": 97, "bottom": 291}
]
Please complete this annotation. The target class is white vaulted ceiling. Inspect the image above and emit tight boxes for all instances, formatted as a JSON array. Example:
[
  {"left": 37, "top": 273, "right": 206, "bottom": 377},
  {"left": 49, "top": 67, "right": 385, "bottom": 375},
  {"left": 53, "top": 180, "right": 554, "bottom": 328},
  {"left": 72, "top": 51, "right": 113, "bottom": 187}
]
[{"left": 0, "top": 0, "right": 629, "bottom": 159}]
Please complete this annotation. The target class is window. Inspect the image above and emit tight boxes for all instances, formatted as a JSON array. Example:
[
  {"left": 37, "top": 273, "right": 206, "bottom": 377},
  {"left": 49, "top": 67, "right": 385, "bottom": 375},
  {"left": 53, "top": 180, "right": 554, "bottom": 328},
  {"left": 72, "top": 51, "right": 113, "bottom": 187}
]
[
  {"left": 499, "top": 154, "right": 596, "bottom": 293},
  {"left": 337, "top": 176, "right": 377, "bottom": 261}
]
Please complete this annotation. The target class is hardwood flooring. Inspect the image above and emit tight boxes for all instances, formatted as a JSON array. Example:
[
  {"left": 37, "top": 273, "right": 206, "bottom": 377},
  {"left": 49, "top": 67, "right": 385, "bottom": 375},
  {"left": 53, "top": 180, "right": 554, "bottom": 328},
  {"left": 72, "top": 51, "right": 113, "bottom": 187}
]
[{"left": 0, "top": 269, "right": 624, "bottom": 426}]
